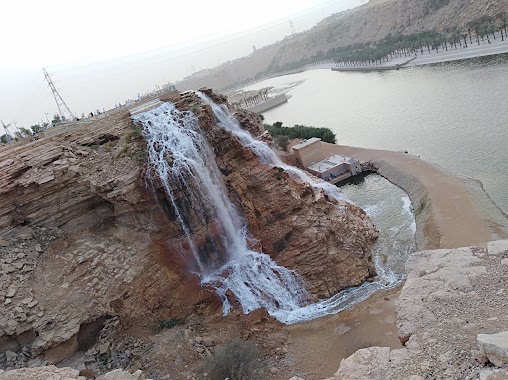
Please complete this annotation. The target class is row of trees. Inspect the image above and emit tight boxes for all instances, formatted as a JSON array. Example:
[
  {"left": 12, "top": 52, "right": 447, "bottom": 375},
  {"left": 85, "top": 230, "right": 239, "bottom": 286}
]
[
  {"left": 264, "top": 121, "right": 337, "bottom": 144},
  {"left": 329, "top": 12, "right": 508, "bottom": 67},
  {"left": 1, "top": 115, "right": 64, "bottom": 144}
]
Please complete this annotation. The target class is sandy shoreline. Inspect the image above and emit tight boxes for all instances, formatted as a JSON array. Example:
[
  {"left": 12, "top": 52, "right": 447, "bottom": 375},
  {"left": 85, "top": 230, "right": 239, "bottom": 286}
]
[
  {"left": 321, "top": 142, "right": 508, "bottom": 250},
  {"left": 282, "top": 144, "right": 508, "bottom": 379}
]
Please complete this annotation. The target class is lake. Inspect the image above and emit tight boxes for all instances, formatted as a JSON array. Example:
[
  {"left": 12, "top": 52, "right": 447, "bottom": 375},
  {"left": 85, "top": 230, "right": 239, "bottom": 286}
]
[{"left": 245, "top": 55, "right": 508, "bottom": 214}]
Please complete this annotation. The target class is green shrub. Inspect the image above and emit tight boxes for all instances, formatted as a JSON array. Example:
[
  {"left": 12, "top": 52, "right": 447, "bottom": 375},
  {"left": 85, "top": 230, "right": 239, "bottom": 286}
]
[
  {"left": 415, "top": 199, "right": 427, "bottom": 215},
  {"left": 153, "top": 317, "right": 185, "bottom": 333},
  {"left": 124, "top": 126, "right": 142, "bottom": 143},
  {"left": 204, "top": 339, "right": 264, "bottom": 380},
  {"left": 264, "top": 122, "right": 336, "bottom": 144}
]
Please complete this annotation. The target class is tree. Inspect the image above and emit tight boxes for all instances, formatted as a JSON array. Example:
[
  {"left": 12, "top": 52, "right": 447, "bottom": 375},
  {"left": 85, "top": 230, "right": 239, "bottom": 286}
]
[
  {"left": 30, "top": 124, "right": 43, "bottom": 134},
  {"left": 274, "top": 135, "right": 290, "bottom": 151},
  {"left": 19, "top": 127, "right": 31, "bottom": 137},
  {"left": 1, "top": 134, "right": 9, "bottom": 144},
  {"left": 52, "top": 114, "right": 61, "bottom": 125}
]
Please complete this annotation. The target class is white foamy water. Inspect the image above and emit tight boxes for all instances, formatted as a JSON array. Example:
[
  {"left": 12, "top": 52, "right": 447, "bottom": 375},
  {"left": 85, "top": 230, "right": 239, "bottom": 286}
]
[
  {"left": 197, "top": 92, "right": 350, "bottom": 204},
  {"left": 132, "top": 102, "right": 308, "bottom": 320},
  {"left": 197, "top": 93, "right": 416, "bottom": 324},
  {"left": 402, "top": 196, "right": 417, "bottom": 233}
]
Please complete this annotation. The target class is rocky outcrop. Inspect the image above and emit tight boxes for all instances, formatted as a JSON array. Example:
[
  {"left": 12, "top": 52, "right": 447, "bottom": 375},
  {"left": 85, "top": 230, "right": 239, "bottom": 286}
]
[
  {"left": 0, "top": 90, "right": 377, "bottom": 373},
  {"left": 0, "top": 365, "right": 84, "bottom": 379},
  {"left": 192, "top": 89, "right": 378, "bottom": 297},
  {"left": 0, "top": 366, "right": 152, "bottom": 380},
  {"left": 0, "top": 99, "right": 215, "bottom": 370},
  {"left": 326, "top": 240, "right": 508, "bottom": 380},
  {"left": 477, "top": 331, "right": 508, "bottom": 367}
]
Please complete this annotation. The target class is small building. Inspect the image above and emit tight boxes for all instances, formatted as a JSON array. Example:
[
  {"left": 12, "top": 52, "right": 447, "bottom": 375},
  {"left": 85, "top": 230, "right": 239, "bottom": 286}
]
[
  {"left": 163, "top": 83, "right": 177, "bottom": 92},
  {"left": 292, "top": 137, "right": 323, "bottom": 167},
  {"left": 292, "top": 138, "right": 362, "bottom": 184},
  {"left": 307, "top": 155, "right": 362, "bottom": 183}
]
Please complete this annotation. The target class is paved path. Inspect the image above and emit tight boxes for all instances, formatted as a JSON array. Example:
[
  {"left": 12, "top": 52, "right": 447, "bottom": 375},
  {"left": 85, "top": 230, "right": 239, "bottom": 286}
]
[
  {"left": 407, "top": 37, "right": 508, "bottom": 67},
  {"left": 330, "top": 35, "right": 508, "bottom": 72}
]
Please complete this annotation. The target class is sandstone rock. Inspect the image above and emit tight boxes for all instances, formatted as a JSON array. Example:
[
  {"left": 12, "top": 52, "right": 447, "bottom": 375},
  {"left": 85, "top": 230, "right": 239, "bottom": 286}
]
[
  {"left": 6, "top": 287, "right": 17, "bottom": 298},
  {"left": 477, "top": 331, "right": 508, "bottom": 366},
  {"left": 479, "top": 369, "right": 508, "bottom": 380},
  {"left": 334, "top": 347, "right": 390, "bottom": 380},
  {"left": 202, "top": 337, "right": 214, "bottom": 347},
  {"left": 501, "top": 258, "right": 508, "bottom": 266},
  {"left": 0, "top": 365, "right": 85, "bottom": 379},
  {"left": 0, "top": 239, "right": 10, "bottom": 247},
  {"left": 5, "top": 351, "right": 17, "bottom": 361},
  {"left": 102, "top": 369, "right": 152, "bottom": 380},
  {"left": 99, "top": 342, "right": 110, "bottom": 355},
  {"left": 0, "top": 90, "right": 377, "bottom": 365},
  {"left": 487, "top": 240, "right": 508, "bottom": 256}
]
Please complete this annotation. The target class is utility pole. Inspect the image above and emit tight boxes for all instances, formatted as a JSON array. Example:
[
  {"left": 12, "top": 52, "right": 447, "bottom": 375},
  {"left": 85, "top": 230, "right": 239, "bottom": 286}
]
[
  {"left": 289, "top": 19, "right": 296, "bottom": 35},
  {"left": 42, "top": 68, "right": 75, "bottom": 122}
]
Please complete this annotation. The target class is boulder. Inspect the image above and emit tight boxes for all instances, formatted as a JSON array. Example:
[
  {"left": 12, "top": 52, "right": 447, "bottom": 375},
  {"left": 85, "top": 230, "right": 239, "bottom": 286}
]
[
  {"left": 334, "top": 347, "right": 390, "bottom": 380},
  {"left": 0, "top": 365, "right": 85, "bottom": 379},
  {"left": 477, "top": 331, "right": 508, "bottom": 366},
  {"left": 487, "top": 240, "right": 508, "bottom": 256},
  {"left": 102, "top": 369, "right": 152, "bottom": 380},
  {"left": 479, "top": 369, "right": 508, "bottom": 380}
]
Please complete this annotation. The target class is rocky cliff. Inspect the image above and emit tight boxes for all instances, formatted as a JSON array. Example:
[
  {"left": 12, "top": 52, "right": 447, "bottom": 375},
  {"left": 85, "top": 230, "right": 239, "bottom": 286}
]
[{"left": 0, "top": 90, "right": 377, "bottom": 372}]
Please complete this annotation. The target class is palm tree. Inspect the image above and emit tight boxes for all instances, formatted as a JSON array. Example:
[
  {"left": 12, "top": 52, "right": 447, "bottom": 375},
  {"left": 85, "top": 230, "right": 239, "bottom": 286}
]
[{"left": 498, "top": 12, "right": 508, "bottom": 38}]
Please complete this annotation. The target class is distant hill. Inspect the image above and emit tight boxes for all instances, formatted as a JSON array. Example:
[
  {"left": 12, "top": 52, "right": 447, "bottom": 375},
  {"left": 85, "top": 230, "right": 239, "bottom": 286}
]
[{"left": 176, "top": 0, "right": 508, "bottom": 91}]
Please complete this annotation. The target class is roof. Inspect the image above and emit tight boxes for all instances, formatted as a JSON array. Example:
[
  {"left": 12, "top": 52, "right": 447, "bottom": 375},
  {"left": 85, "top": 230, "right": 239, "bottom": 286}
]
[
  {"left": 228, "top": 87, "right": 273, "bottom": 104},
  {"left": 307, "top": 155, "right": 358, "bottom": 174},
  {"left": 292, "top": 137, "right": 322, "bottom": 150}
]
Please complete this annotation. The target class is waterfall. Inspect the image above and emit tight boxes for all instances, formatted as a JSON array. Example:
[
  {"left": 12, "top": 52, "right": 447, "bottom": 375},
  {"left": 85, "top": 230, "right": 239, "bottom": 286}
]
[
  {"left": 195, "top": 93, "right": 416, "bottom": 323},
  {"left": 197, "top": 92, "right": 350, "bottom": 204},
  {"left": 132, "top": 102, "right": 308, "bottom": 321}
]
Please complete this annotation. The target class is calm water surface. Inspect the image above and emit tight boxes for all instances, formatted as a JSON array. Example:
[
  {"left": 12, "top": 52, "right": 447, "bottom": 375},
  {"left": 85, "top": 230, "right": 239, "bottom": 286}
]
[{"left": 245, "top": 55, "right": 508, "bottom": 213}]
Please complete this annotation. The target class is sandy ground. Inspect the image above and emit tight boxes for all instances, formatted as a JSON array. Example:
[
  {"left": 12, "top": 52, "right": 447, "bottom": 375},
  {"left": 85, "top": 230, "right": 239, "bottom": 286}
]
[
  {"left": 281, "top": 287, "right": 401, "bottom": 380},
  {"left": 320, "top": 143, "right": 508, "bottom": 250},
  {"left": 279, "top": 143, "right": 508, "bottom": 379}
]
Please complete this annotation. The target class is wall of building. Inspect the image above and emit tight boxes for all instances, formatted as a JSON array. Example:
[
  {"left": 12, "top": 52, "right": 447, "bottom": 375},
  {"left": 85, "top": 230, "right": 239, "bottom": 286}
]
[
  {"left": 293, "top": 140, "right": 325, "bottom": 168},
  {"left": 349, "top": 161, "right": 362, "bottom": 175},
  {"left": 248, "top": 94, "right": 288, "bottom": 113}
]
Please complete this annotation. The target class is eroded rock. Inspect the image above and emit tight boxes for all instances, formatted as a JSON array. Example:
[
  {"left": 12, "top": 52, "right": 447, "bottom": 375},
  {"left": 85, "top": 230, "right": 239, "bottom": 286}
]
[{"left": 477, "top": 331, "right": 508, "bottom": 367}]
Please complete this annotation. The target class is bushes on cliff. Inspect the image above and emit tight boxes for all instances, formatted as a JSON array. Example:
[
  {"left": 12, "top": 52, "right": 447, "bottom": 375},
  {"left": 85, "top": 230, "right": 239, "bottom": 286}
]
[
  {"left": 264, "top": 121, "right": 336, "bottom": 144},
  {"left": 203, "top": 339, "right": 265, "bottom": 380}
]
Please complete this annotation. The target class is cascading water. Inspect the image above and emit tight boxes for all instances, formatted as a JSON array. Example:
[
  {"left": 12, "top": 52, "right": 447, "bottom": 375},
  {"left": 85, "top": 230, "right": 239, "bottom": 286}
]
[
  {"left": 132, "top": 102, "right": 308, "bottom": 322},
  {"left": 197, "top": 92, "right": 349, "bottom": 204},
  {"left": 196, "top": 92, "right": 416, "bottom": 324}
]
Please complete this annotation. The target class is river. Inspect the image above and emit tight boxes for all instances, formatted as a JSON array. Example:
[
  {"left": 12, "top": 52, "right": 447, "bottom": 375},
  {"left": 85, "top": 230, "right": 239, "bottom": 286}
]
[{"left": 245, "top": 54, "right": 508, "bottom": 214}]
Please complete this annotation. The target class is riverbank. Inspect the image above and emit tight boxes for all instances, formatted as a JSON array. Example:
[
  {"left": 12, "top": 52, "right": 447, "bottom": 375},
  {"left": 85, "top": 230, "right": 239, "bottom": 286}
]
[
  {"left": 320, "top": 142, "right": 508, "bottom": 250},
  {"left": 331, "top": 38, "right": 508, "bottom": 73},
  {"left": 279, "top": 142, "right": 508, "bottom": 379}
]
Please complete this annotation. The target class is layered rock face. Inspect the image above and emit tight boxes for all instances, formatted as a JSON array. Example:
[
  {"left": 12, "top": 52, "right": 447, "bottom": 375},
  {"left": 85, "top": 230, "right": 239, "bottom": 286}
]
[
  {"left": 0, "top": 90, "right": 377, "bottom": 369},
  {"left": 192, "top": 90, "right": 378, "bottom": 297}
]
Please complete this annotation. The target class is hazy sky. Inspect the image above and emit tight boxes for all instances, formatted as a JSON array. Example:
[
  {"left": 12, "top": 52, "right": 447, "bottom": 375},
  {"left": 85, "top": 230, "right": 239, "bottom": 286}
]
[{"left": 0, "top": 0, "right": 364, "bottom": 132}]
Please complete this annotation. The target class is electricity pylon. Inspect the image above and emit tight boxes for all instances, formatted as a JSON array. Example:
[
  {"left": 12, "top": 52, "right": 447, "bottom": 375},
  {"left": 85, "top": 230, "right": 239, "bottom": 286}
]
[{"left": 43, "top": 68, "right": 75, "bottom": 121}]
